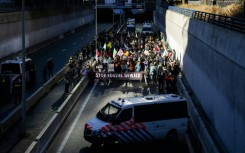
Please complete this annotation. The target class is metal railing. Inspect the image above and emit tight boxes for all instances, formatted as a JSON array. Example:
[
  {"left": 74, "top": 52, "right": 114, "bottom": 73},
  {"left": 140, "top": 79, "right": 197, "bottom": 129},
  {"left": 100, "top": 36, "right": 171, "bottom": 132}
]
[
  {"left": 192, "top": 11, "right": 245, "bottom": 33},
  {"left": 160, "top": 4, "right": 245, "bottom": 33}
]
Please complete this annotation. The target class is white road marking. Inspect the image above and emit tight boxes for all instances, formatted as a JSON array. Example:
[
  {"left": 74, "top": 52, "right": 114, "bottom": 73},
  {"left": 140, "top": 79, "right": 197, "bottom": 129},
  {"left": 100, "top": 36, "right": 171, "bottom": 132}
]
[
  {"left": 184, "top": 134, "right": 195, "bottom": 153},
  {"left": 62, "top": 49, "right": 66, "bottom": 52},
  {"left": 57, "top": 81, "right": 98, "bottom": 153}
]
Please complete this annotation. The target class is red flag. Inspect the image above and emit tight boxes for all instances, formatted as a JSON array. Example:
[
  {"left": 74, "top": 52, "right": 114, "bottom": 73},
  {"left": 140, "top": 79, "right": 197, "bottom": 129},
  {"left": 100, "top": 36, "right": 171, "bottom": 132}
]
[{"left": 96, "top": 49, "right": 99, "bottom": 56}]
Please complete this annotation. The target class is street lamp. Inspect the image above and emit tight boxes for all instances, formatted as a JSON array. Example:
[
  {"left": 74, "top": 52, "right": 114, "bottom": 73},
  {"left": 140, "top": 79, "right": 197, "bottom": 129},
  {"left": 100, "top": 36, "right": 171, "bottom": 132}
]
[
  {"left": 21, "top": 0, "right": 27, "bottom": 136},
  {"left": 95, "top": 0, "right": 98, "bottom": 58}
]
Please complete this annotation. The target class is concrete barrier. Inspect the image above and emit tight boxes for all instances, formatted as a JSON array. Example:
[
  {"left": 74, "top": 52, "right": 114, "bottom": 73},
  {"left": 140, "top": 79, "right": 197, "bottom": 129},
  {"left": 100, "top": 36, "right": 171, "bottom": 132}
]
[
  {"left": 35, "top": 113, "right": 60, "bottom": 153},
  {"left": 177, "top": 76, "right": 219, "bottom": 153},
  {"left": 25, "top": 61, "right": 94, "bottom": 153},
  {"left": 25, "top": 141, "right": 39, "bottom": 153},
  {"left": 25, "top": 76, "right": 90, "bottom": 153},
  {"left": 26, "top": 87, "right": 45, "bottom": 111},
  {"left": 0, "top": 105, "right": 22, "bottom": 138}
]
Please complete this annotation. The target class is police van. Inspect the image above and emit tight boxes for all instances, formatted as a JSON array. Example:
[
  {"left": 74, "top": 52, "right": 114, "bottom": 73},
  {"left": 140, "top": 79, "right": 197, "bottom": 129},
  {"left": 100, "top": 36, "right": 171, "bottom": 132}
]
[
  {"left": 84, "top": 94, "right": 189, "bottom": 146},
  {"left": 0, "top": 57, "right": 35, "bottom": 93},
  {"left": 126, "top": 18, "right": 136, "bottom": 32},
  {"left": 141, "top": 22, "right": 153, "bottom": 34}
]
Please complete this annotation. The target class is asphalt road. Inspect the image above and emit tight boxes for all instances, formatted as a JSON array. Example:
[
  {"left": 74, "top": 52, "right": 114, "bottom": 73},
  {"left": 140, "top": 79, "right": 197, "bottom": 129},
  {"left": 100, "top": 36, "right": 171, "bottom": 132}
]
[{"left": 46, "top": 80, "right": 190, "bottom": 153}]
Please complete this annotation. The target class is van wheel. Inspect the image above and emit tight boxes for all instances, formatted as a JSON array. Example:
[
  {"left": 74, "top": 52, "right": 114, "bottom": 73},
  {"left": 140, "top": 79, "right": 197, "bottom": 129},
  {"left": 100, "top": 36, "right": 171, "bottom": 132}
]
[
  {"left": 90, "top": 143, "right": 102, "bottom": 152},
  {"left": 166, "top": 130, "right": 178, "bottom": 142}
]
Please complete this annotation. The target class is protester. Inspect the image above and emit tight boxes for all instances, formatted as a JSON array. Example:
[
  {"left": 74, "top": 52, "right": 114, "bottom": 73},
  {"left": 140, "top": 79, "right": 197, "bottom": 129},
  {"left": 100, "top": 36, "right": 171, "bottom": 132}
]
[
  {"left": 63, "top": 28, "right": 180, "bottom": 94},
  {"left": 47, "top": 58, "right": 54, "bottom": 77},
  {"left": 64, "top": 72, "right": 70, "bottom": 93}
]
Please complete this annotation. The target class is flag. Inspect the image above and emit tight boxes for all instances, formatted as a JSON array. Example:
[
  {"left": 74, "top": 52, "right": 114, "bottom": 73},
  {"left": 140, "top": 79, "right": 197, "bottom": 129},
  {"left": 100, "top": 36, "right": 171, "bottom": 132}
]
[
  {"left": 95, "top": 49, "right": 99, "bottom": 61},
  {"left": 107, "top": 41, "right": 112, "bottom": 49},
  {"left": 117, "top": 48, "right": 124, "bottom": 57},
  {"left": 103, "top": 43, "right": 106, "bottom": 50},
  {"left": 124, "top": 50, "right": 129, "bottom": 57},
  {"left": 113, "top": 48, "right": 117, "bottom": 58},
  {"left": 155, "top": 45, "right": 159, "bottom": 52},
  {"left": 124, "top": 43, "right": 129, "bottom": 50}
]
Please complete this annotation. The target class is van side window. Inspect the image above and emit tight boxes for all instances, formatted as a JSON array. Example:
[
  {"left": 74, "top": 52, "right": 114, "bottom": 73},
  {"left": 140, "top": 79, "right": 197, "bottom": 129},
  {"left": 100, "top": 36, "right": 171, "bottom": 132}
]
[
  {"left": 134, "top": 101, "right": 188, "bottom": 122},
  {"left": 116, "top": 108, "right": 132, "bottom": 123},
  {"left": 134, "top": 104, "right": 155, "bottom": 122},
  {"left": 154, "top": 102, "right": 188, "bottom": 120}
]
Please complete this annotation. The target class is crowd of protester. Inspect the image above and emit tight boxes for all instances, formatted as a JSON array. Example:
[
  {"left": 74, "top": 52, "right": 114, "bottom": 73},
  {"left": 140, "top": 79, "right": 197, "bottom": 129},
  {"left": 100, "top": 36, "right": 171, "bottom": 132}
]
[{"left": 64, "top": 27, "right": 181, "bottom": 94}]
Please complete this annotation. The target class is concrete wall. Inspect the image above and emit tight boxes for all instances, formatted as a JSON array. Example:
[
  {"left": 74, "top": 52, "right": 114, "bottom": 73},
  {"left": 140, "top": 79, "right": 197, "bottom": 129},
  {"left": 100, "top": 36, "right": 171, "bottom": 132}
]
[
  {"left": 0, "top": 9, "right": 94, "bottom": 59},
  {"left": 154, "top": 7, "right": 245, "bottom": 153}
]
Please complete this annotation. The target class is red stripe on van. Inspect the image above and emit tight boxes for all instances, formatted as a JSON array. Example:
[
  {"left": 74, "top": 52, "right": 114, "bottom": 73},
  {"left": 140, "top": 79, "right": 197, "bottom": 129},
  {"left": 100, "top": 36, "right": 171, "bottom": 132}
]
[
  {"left": 138, "top": 122, "right": 146, "bottom": 129},
  {"left": 125, "top": 122, "right": 134, "bottom": 129},
  {"left": 120, "top": 123, "right": 128, "bottom": 131},
  {"left": 130, "top": 120, "right": 140, "bottom": 129},
  {"left": 115, "top": 126, "right": 122, "bottom": 132},
  {"left": 101, "top": 127, "right": 108, "bottom": 133},
  {"left": 106, "top": 124, "right": 114, "bottom": 131}
]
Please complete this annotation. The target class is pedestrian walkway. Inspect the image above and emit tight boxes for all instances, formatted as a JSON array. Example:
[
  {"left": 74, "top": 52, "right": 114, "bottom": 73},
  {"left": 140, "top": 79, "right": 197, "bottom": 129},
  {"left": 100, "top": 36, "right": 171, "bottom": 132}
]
[{"left": 0, "top": 79, "right": 67, "bottom": 153}]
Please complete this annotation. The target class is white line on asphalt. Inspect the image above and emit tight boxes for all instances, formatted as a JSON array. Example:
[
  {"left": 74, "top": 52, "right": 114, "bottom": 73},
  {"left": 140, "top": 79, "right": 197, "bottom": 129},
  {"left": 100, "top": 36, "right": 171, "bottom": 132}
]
[
  {"left": 62, "top": 49, "right": 66, "bottom": 52},
  {"left": 57, "top": 81, "right": 98, "bottom": 153}
]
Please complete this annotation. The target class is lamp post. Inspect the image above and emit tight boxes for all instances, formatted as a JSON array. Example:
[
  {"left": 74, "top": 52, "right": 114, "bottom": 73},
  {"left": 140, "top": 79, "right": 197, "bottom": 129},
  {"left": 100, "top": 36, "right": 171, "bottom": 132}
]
[
  {"left": 95, "top": 0, "right": 98, "bottom": 58},
  {"left": 21, "top": 0, "right": 27, "bottom": 136}
]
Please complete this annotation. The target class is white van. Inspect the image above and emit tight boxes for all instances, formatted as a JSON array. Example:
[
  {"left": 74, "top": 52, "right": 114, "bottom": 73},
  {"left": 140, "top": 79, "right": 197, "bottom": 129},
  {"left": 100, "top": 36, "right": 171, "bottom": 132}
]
[
  {"left": 84, "top": 94, "right": 189, "bottom": 146},
  {"left": 141, "top": 22, "right": 153, "bottom": 34}
]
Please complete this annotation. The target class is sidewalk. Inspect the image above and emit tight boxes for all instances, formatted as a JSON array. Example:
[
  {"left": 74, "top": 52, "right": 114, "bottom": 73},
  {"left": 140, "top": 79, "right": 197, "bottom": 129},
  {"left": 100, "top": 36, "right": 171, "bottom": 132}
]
[{"left": 0, "top": 79, "right": 67, "bottom": 153}]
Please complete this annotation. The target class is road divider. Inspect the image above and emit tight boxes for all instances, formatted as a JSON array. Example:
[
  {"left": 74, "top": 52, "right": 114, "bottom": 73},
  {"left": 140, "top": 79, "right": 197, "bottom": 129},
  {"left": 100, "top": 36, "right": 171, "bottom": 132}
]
[{"left": 25, "top": 61, "right": 95, "bottom": 153}]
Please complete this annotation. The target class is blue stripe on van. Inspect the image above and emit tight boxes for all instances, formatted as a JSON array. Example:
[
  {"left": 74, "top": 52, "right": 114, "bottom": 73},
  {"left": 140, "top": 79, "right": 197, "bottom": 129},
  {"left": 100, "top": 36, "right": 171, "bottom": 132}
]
[
  {"left": 135, "top": 128, "right": 152, "bottom": 141},
  {"left": 141, "top": 128, "right": 156, "bottom": 140},
  {"left": 122, "top": 129, "right": 139, "bottom": 142},
  {"left": 115, "top": 131, "right": 131, "bottom": 144},
  {"left": 128, "top": 129, "right": 145, "bottom": 142}
]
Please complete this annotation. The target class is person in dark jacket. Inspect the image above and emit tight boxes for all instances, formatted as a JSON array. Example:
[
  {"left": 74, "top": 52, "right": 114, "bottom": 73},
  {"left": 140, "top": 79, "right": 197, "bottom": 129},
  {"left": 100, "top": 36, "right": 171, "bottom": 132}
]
[
  {"left": 47, "top": 58, "right": 54, "bottom": 77},
  {"left": 13, "top": 79, "right": 22, "bottom": 105}
]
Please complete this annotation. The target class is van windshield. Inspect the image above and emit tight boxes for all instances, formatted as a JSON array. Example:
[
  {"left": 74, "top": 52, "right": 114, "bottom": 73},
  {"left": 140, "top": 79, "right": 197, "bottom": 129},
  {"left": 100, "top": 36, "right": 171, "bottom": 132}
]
[
  {"left": 96, "top": 103, "right": 121, "bottom": 123},
  {"left": 1, "top": 63, "right": 20, "bottom": 74}
]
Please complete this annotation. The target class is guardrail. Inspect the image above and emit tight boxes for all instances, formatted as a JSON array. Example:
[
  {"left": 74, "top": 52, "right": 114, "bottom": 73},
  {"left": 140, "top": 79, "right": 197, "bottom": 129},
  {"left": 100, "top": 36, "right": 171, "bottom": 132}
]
[
  {"left": 160, "top": 4, "right": 245, "bottom": 33},
  {"left": 192, "top": 11, "right": 245, "bottom": 33}
]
